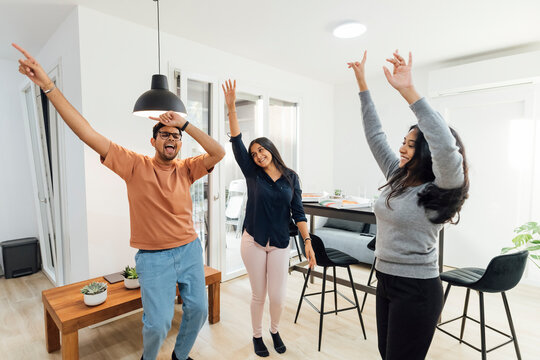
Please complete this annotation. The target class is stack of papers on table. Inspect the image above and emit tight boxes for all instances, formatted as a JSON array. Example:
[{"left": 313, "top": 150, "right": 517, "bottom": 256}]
[
  {"left": 302, "top": 192, "right": 328, "bottom": 202},
  {"left": 319, "top": 196, "right": 372, "bottom": 209}
]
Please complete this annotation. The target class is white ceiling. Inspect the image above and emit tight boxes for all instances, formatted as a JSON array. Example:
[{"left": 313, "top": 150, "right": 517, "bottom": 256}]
[{"left": 2, "top": 0, "right": 540, "bottom": 84}]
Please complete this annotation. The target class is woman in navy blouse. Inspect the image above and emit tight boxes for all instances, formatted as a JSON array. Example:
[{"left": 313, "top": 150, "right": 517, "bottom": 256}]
[{"left": 223, "top": 80, "right": 316, "bottom": 357}]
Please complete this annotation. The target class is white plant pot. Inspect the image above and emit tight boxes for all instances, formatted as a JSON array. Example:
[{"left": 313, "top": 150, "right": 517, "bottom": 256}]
[
  {"left": 124, "top": 277, "right": 140, "bottom": 289},
  {"left": 83, "top": 289, "right": 107, "bottom": 306}
]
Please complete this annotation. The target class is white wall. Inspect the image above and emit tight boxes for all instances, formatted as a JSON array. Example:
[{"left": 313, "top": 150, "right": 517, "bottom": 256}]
[
  {"left": 36, "top": 7, "right": 89, "bottom": 283},
  {"left": 0, "top": 59, "right": 39, "bottom": 244},
  {"left": 76, "top": 6, "right": 335, "bottom": 277}
]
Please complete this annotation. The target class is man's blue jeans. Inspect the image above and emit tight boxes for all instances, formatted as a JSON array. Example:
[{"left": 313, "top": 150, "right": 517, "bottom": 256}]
[{"left": 135, "top": 239, "right": 207, "bottom": 360}]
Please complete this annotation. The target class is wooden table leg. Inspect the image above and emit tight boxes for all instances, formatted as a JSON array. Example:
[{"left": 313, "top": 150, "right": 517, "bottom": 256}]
[
  {"left": 44, "top": 307, "right": 60, "bottom": 353},
  {"left": 61, "top": 330, "right": 79, "bottom": 360},
  {"left": 208, "top": 281, "right": 220, "bottom": 324}
]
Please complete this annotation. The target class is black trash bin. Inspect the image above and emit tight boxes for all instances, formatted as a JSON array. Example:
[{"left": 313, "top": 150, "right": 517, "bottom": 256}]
[{"left": 0, "top": 237, "right": 42, "bottom": 279}]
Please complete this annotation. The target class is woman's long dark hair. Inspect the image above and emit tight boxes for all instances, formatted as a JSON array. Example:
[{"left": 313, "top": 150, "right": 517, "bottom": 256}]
[
  {"left": 248, "top": 137, "right": 296, "bottom": 187},
  {"left": 379, "top": 125, "right": 469, "bottom": 224}
]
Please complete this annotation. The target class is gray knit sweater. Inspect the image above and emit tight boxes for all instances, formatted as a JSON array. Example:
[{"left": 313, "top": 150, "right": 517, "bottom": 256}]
[{"left": 359, "top": 90, "right": 464, "bottom": 279}]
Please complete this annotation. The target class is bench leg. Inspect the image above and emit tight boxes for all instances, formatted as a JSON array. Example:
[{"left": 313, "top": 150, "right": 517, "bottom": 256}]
[
  {"left": 44, "top": 307, "right": 60, "bottom": 353},
  {"left": 208, "top": 281, "right": 220, "bottom": 324},
  {"left": 61, "top": 330, "right": 79, "bottom": 360}
]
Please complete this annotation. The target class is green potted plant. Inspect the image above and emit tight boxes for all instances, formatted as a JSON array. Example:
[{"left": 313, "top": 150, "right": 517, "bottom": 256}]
[
  {"left": 501, "top": 221, "right": 540, "bottom": 269},
  {"left": 122, "top": 265, "right": 140, "bottom": 289},
  {"left": 81, "top": 281, "right": 107, "bottom": 306}
]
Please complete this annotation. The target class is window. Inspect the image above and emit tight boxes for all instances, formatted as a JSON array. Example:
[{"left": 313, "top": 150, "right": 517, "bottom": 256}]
[{"left": 268, "top": 98, "right": 298, "bottom": 170}]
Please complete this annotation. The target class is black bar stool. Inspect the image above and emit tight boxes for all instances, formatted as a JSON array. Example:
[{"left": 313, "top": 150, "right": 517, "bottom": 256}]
[
  {"left": 436, "top": 250, "right": 528, "bottom": 360},
  {"left": 294, "top": 233, "right": 367, "bottom": 351}
]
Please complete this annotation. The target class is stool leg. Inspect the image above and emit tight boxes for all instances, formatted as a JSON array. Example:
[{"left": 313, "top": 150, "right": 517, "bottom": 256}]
[
  {"left": 502, "top": 292, "right": 522, "bottom": 360},
  {"left": 479, "top": 291, "right": 487, "bottom": 360},
  {"left": 347, "top": 265, "right": 367, "bottom": 340},
  {"left": 361, "top": 259, "right": 376, "bottom": 313},
  {"left": 318, "top": 267, "right": 327, "bottom": 351},
  {"left": 292, "top": 235, "right": 306, "bottom": 280},
  {"left": 293, "top": 235, "right": 303, "bottom": 262},
  {"left": 459, "top": 288, "right": 471, "bottom": 343},
  {"left": 295, "top": 267, "right": 311, "bottom": 323},
  {"left": 442, "top": 283, "right": 452, "bottom": 305},
  {"left": 438, "top": 283, "right": 452, "bottom": 324},
  {"left": 333, "top": 266, "right": 338, "bottom": 315}
]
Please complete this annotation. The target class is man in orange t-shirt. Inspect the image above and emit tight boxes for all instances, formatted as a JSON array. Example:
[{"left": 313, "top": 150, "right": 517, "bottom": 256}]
[{"left": 14, "top": 44, "right": 225, "bottom": 360}]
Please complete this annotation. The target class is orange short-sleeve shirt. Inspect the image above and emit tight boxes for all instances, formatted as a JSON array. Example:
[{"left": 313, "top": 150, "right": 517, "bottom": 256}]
[{"left": 101, "top": 142, "right": 211, "bottom": 250}]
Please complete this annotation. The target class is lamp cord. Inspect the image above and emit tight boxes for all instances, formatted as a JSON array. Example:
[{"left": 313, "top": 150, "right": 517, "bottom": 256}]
[{"left": 156, "top": 0, "right": 161, "bottom": 74}]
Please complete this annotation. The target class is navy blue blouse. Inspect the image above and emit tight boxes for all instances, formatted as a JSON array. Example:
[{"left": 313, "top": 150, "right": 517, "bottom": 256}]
[{"left": 230, "top": 133, "right": 307, "bottom": 249}]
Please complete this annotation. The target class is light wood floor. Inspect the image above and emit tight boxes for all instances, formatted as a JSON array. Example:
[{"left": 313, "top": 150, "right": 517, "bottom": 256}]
[{"left": 1, "top": 265, "right": 538, "bottom": 360}]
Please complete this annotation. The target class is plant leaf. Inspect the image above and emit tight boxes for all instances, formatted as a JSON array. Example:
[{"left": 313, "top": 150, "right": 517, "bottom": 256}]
[
  {"left": 525, "top": 245, "right": 540, "bottom": 252},
  {"left": 530, "top": 254, "right": 540, "bottom": 260},
  {"left": 512, "top": 234, "right": 533, "bottom": 247}
]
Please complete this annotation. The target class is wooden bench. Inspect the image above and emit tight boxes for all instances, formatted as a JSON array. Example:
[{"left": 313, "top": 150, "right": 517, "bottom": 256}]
[{"left": 42, "top": 265, "right": 221, "bottom": 359}]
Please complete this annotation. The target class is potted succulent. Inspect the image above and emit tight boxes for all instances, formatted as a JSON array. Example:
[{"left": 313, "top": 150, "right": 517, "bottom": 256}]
[
  {"left": 81, "top": 281, "right": 107, "bottom": 306},
  {"left": 501, "top": 221, "right": 540, "bottom": 269},
  {"left": 331, "top": 189, "right": 343, "bottom": 198},
  {"left": 122, "top": 265, "right": 140, "bottom": 289}
]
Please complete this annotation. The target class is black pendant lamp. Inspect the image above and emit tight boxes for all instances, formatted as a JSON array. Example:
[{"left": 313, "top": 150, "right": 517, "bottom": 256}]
[{"left": 133, "top": 0, "right": 187, "bottom": 118}]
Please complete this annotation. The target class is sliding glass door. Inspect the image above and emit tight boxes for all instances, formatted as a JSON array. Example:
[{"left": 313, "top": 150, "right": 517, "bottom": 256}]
[{"left": 183, "top": 78, "right": 213, "bottom": 264}]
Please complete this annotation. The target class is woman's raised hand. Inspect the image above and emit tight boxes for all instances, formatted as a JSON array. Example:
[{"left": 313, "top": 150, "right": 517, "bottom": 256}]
[
  {"left": 223, "top": 79, "right": 240, "bottom": 136},
  {"left": 12, "top": 43, "right": 53, "bottom": 90},
  {"left": 222, "top": 79, "right": 236, "bottom": 109},
  {"left": 347, "top": 50, "right": 367, "bottom": 87},
  {"left": 383, "top": 50, "right": 414, "bottom": 91}
]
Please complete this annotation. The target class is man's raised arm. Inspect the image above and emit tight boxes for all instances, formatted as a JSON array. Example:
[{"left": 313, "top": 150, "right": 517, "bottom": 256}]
[{"left": 13, "top": 43, "right": 110, "bottom": 158}]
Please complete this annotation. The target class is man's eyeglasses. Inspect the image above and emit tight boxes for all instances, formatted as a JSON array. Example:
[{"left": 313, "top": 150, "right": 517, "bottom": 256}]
[{"left": 157, "top": 131, "right": 182, "bottom": 141}]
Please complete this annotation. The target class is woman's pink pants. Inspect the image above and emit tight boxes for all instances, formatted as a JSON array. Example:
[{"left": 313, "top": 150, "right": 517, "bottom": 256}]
[{"left": 241, "top": 231, "right": 290, "bottom": 337}]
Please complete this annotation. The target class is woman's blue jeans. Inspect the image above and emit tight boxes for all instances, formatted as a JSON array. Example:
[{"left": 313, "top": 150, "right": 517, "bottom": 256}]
[{"left": 135, "top": 239, "right": 207, "bottom": 360}]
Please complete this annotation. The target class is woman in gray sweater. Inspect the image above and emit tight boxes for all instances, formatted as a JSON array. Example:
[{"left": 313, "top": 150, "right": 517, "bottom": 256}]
[{"left": 348, "top": 51, "right": 469, "bottom": 360}]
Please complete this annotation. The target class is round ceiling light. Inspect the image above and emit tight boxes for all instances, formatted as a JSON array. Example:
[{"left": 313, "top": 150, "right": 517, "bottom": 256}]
[{"left": 333, "top": 22, "right": 367, "bottom": 39}]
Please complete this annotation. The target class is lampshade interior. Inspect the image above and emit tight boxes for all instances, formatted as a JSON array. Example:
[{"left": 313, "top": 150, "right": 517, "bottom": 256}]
[{"left": 133, "top": 110, "right": 188, "bottom": 118}]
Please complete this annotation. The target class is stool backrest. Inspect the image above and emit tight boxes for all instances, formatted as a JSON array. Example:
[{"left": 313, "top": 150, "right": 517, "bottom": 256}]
[
  {"left": 300, "top": 233, "right": 332, "bottom": 267},
  {"left": 474, "top": 250, "right": 528, "bottom": 293},
  {"left": 289, "top": 219, "right": 299, "bottom": 236},
  {"left": 367, "top": 237, "right": 376, "bottom": 252}
]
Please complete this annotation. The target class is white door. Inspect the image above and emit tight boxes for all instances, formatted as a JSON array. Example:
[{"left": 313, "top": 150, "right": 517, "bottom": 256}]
[
  {"left": 431, "top": 83, "right": 539, "bottom": 269},
  {"left": 22, "top": 76, "right": 65, "bottom": 285}
]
